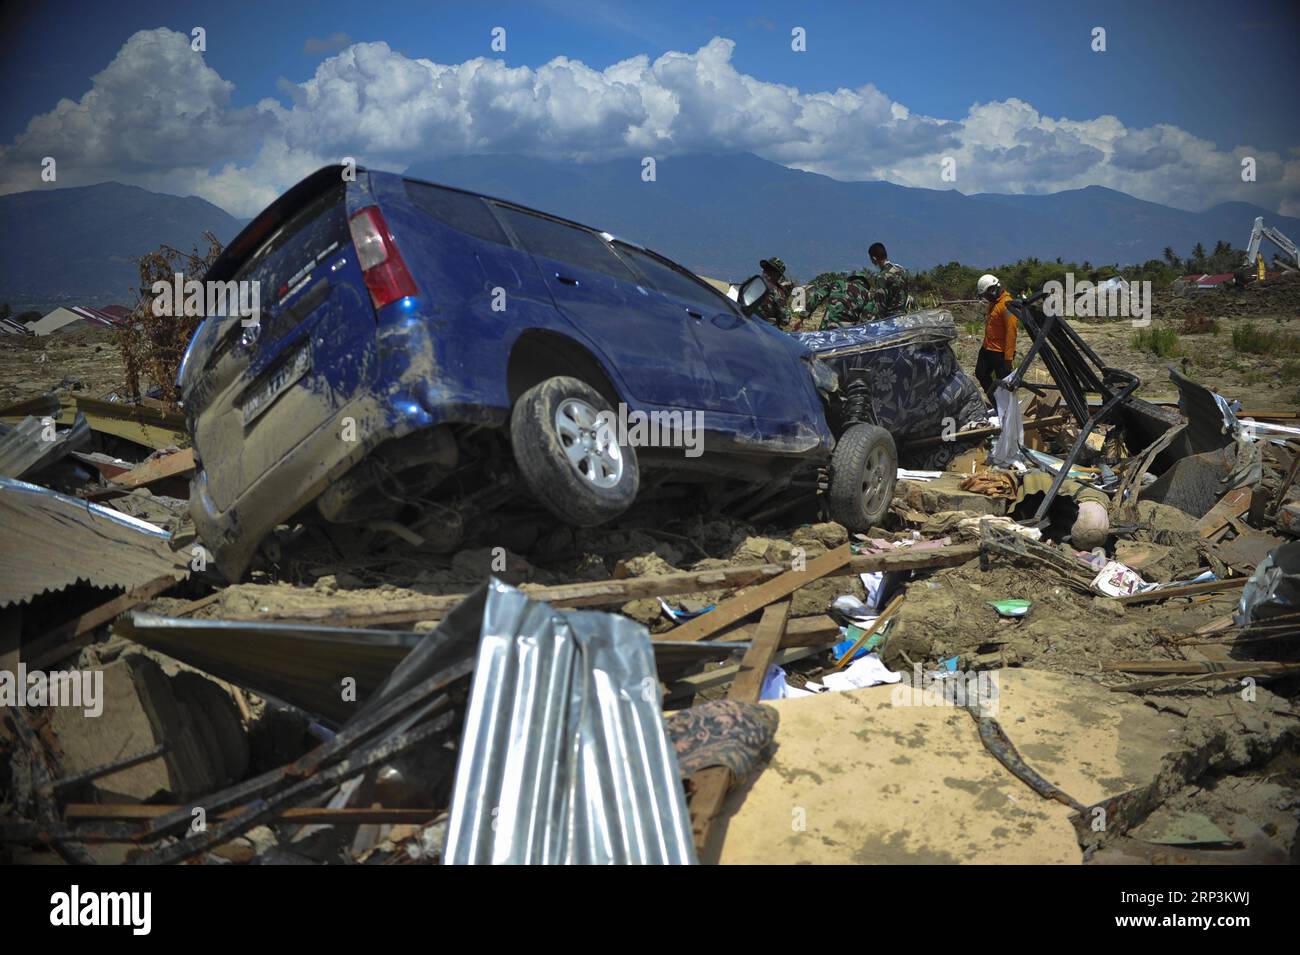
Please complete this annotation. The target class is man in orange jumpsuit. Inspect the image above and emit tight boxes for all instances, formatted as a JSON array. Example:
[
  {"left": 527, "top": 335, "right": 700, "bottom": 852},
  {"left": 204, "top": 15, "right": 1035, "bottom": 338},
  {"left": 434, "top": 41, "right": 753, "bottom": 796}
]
[{"left": 974, "top": 273, "right": 1017, "bottom": 405}]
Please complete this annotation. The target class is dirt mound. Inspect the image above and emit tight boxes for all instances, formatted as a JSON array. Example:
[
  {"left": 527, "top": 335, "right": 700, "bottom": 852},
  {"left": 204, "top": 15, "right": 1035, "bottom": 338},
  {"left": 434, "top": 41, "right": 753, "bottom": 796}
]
[{"left": 1163, "top": 270, "right": 1300, "bottom": 320}]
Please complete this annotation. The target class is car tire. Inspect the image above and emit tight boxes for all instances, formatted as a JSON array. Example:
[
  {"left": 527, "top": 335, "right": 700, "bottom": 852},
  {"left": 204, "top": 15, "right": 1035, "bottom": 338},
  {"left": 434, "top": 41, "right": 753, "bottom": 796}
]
[
  {"left": 828, "top": 423, "right": 897, "bottom": 531},
  {"left": 510, "top": 375, "right": 639, "bottom": 527}
]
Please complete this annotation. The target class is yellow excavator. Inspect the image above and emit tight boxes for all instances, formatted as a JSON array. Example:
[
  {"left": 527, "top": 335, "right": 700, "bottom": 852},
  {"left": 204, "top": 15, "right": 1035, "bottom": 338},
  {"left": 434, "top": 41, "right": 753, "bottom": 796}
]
[{"left": 1243, "top": 215, "right": 1299, "bottom": 279}]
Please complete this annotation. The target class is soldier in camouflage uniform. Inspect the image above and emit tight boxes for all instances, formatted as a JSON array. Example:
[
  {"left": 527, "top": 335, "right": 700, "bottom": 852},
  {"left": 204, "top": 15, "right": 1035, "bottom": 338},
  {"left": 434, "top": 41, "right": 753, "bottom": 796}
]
[
  {"left": 867, "top": 242, "right": 915, "bottom": 318},
  {"left": 754, "top": 257, "right": 795, "bottom": 327},
  {"left": 803, "top": 269, "right": 876, "bottom": 328}
]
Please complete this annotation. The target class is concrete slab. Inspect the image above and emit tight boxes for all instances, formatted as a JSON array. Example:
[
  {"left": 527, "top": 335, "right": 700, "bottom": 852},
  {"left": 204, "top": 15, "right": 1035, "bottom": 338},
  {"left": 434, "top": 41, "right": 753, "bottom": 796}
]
[{"left": 708, "top": 667, "right": 1183, "bottom": 864}]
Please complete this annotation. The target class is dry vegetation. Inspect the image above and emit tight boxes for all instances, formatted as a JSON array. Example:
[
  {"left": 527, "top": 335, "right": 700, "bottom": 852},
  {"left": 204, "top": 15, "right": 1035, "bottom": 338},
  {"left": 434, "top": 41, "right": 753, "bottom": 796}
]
[{"left": 115, "top": 232, "right": 223, "bottom": 409}]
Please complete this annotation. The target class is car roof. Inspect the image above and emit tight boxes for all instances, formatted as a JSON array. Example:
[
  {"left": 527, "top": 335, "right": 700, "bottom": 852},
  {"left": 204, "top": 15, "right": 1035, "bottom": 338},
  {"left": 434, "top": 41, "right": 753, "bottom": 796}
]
[{"left": 378, "top": 168, "right": 663, "bottom": 258}]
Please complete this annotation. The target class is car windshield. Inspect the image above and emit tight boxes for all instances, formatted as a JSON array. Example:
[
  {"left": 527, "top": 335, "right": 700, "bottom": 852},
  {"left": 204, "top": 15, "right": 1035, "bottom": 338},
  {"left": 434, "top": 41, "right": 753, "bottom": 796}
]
[{"left": 613, "top": 242, "right": 732, "bottom": 312}]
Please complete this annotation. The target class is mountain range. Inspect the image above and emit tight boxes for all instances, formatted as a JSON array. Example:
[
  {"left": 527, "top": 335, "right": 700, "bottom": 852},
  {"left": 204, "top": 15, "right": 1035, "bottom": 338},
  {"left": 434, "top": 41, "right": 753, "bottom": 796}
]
[
  {"left": 3, "top": 152, "right": 1296, "bottom": 311},
  {"left": 0, "top": 181, "right": 242, "bottom": 314}
]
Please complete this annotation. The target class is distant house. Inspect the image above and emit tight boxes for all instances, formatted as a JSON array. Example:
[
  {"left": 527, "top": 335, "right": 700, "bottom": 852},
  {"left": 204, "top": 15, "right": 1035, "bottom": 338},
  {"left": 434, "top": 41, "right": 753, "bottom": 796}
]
[
  {"left": 1179, "top": 273, "right": 1235, "bottom": 290},
  {"left": 26, "top": 304, "right": 130, "bottom": 336}
]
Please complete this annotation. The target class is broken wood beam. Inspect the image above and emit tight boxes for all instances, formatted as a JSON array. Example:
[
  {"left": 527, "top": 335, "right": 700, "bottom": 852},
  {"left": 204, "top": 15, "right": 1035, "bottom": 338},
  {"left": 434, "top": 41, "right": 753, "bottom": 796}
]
[
  {"left": 64, "top": 804, "right": 440, "bottom": 826},
  {"left": 1110, "top": 662, "right": 1300, "bottom": 693},
  {"left": 1103, "top": 660, "right": 1295, "bottom": 675},
  {"left": 664, "top": 545, "right": 851, "bottom": 642},
  {"left": 1115, "top": 577, "right": 1247, "bottom": 605},
  {"left": 727, "top": 601, "right": 790, "bottom": 704},
  {"left": 724, "top": 614, "right": 841, "bottom": 648},
  {"left": 254, "top": 543, "right": 981, "bottom": 629},
  {"left": 688, "top": 602, "right": 794, "bottom": 854},
  {"left": 1195, "top": 487, "right": 1253, "bottom": 539},
  {"left": 26, "top": 574, "right": 182, "bottom": 669},
  {"left": 828, "top": 593, "right": 904, "bottom": 672},
  {"left": 905, "top": 414, "right": 1068, "bottom": 449},
  {"left": 665, "top": 646, "right": 827, "bottom": 701},
  {"left": 110, "top": 448, "right": 195, "bottom": 490}
]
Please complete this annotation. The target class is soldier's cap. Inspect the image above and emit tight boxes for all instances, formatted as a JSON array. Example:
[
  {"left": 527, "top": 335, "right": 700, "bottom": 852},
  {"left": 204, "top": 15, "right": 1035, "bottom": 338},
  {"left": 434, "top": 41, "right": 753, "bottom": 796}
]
[{"left": 759, "top": 257, "right": 786, "bottom": 275}]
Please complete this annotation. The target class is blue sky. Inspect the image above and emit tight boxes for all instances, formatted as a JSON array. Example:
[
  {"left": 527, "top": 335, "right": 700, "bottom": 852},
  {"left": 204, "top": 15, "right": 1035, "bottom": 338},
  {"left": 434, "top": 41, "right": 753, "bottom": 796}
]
[{"left": 1, "top": 0, "right": 1296, "bottom": 215}]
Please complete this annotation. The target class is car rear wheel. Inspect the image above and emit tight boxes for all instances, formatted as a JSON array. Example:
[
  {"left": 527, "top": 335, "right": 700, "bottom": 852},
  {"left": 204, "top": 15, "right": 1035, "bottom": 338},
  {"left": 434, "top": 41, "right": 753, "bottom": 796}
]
[
  {"left": 828, "top": 423, "right": 896, "bottom": 531},
  {"left": 510, "top": 376, "right": 639, "bottom": 526}
]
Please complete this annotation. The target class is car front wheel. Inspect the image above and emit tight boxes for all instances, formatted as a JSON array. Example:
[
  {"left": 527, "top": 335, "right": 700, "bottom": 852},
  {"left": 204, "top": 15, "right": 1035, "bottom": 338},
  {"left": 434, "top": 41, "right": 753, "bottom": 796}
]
[
  {"left": 828, "top": 423, "right": 897, "bottom": 531},
  {"left": 510, "top": 376, "right": 640, "bottom": 526}
]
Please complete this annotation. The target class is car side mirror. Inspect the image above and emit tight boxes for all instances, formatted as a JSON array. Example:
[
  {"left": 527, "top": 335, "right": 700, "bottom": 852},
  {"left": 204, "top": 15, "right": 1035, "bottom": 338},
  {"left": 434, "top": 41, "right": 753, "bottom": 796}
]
[{"left": 737, "top": 274, "right": 771, "bottom": 315}]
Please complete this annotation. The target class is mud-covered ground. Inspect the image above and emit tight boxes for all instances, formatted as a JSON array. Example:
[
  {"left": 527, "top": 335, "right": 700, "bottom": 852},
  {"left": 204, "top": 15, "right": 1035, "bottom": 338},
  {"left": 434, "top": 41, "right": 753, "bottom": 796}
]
[{"left": 5, "top": 274, "right": 1300, "bottom": 866}]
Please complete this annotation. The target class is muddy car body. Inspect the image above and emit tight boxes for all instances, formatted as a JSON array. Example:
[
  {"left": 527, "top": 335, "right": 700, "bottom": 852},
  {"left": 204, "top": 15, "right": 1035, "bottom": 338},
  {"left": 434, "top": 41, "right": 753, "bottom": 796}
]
[{"left": 180, "top": 165, "right": 860, "bottom": 579}]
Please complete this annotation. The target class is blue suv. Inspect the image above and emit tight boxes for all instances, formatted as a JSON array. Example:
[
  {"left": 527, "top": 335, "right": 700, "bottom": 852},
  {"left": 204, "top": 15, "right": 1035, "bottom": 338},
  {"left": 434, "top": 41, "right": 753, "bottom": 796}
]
[{"left": 179, "top": 165, "right": 899, "bottom": 579}]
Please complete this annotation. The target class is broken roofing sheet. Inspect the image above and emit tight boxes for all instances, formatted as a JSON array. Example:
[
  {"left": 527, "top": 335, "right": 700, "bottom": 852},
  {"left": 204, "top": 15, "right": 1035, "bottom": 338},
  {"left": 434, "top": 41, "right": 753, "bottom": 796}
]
[
  {"left": 445, "top": 579, "right": 696, "bottom": 865},
  {"left": 0, "top": 475, "right": 188, "bottom": 608},
  {"left": 0, "top": 412, "right": 90, "bottom": 479},
  {"left": 115, "top": 608, "right": 741, "bottom": 726}
]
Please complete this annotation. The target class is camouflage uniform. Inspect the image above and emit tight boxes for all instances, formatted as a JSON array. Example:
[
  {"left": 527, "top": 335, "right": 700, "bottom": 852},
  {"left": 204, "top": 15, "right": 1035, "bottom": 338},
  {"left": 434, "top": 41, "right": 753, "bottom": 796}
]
[
  {"left": 804, "top": 270, "right": 876, "bottom": 327},
  {"left": 755, "top": 256, "right": 795, "bottom": 327},
  {"left": 870, "top": 260, "right": 915, "bottom": 317}
]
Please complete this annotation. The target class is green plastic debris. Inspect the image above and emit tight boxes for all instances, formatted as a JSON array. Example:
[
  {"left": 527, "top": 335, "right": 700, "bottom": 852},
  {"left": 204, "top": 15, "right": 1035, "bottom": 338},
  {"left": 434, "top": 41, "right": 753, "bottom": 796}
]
[
  {"left": 1133, "top": 811, "right": 1239, "bottom": 848},
  {"left": 988, "top": 599, "right": 1032, "bottom": 617}
]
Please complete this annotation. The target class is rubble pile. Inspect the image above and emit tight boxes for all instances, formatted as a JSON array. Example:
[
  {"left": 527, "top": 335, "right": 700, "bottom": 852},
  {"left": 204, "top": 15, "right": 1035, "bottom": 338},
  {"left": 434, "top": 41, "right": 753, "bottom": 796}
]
[{"left": 3, "top": 303, "right": 1300, "bottom": 867}]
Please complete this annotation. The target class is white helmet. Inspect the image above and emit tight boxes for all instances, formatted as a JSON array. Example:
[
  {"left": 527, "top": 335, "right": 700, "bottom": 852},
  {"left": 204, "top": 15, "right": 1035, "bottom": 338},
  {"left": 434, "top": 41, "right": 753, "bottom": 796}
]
[{"left": 977, "top": 274, "right": 1001, "bottom": 298}]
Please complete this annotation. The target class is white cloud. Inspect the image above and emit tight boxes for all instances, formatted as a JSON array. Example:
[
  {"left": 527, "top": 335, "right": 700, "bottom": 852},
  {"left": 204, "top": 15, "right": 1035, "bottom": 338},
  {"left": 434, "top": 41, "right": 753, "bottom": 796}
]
[{"left": 1, "top": 28, "right": 1296, "bottom": 220}]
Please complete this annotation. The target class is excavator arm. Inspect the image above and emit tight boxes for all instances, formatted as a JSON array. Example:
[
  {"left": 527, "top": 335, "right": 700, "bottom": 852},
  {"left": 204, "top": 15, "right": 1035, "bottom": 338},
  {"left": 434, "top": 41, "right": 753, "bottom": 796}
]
[{"left": 1244, "top": 216, "right": 1300, "bottom": 271}]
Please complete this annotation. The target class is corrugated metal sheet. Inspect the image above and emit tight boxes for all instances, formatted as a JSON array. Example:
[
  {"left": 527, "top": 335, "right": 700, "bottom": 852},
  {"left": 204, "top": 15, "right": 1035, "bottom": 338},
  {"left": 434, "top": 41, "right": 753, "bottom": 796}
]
[
  {"left": 0, "top": 476, "right": 188, "bottom": 608},
  {"left": 0, "top": 412, "right": 91, "bottom": 478},
  {"left": 116, "top": 608, "right": 742, "bottom": 725},
  {"left": 117, "top": 612, "right": 423, "bottom": 723},
  {"left": 445, "top": 579, "right": 696, "bottom": 864}
]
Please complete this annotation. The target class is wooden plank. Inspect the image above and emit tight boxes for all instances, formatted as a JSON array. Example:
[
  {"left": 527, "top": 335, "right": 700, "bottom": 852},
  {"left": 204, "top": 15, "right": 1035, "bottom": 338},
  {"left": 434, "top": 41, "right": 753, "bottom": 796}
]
[
  {"left": 111, "top": 448, "right": 195, "bottom": 489},
  {"left": 727, "top": 601, "right": 790, "bottom": 704},
  {"left": 1101, "top": 660, "right": 1289, "bottom": 675},
  {"left": 1110, "top": 662, "right": 1300, "bottom": 693},
  {"left": 1116, "top": 576, "right": 1247, "bottom": 605},
  {"left": 665, "top": 647, "right": 826, "bottom": 701},
  {"left": 1239, "top": 409, "right": 1300, "bottom": 420},
  {"left": 1195, "top": 487, "right": 1253, "bottom": 539},
  {"left": 663, "top": 544, "right": 852, "bottom": 643},
  {"left": 257, "top": 543, "right": 981, "bottom": 629},
  {"left": 74, "top": 396, "right": 188, "bottom": 450},
  {"left": 690, "top": 602, "right": 791, "bottom": 858},
  {"left": 828, "top": 593, "right": 904, "bottom": 671},
  {"left": 905, "top": 415, "right": 1068, "bottom": 449},
  {"left": 1273, "top": 445, "right": 1300, "bottom": 513},
  {"left": 688, "top": 767, "right": 731, "bottom": 857},
  {"left": 172, "top": 591, "right": 222, "bottom": 618},
  {"left": 64, "top": 804, "right": 439, "bottom": 826},
  {"left": 724, "top": 614, "right": 840, "bottom": 648},
  {"left": 26, "top": 574, "right": 181, "bottom": 669}
]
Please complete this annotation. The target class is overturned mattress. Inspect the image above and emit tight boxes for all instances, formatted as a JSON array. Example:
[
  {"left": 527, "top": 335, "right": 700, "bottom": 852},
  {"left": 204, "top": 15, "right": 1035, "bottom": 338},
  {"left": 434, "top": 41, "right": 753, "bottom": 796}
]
[{"left": 796, "top": 309, "right": 987, "bottom": 444}]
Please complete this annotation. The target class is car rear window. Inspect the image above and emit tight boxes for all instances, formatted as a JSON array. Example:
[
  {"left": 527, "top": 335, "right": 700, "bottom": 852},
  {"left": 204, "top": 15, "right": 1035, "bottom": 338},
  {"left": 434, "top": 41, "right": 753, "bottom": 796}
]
[
  {"left": 235, "top": 182, "right": 349, "bottom": 302},
  {"left": 404, "top": 181, "right": 510, "bottom": 246},
  {"left": 614, "top": 242, "right": 729, "bottom": 311},
  {"left": 495, "top": 206, "right": 636, "bottom": 282}
]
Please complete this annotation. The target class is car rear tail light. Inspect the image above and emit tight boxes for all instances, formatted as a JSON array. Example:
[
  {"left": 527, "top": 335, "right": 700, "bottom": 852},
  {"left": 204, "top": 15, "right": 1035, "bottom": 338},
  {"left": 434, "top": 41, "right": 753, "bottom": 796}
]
[{"left": 348, "top": 206, "right": 418, "bottom": 310}]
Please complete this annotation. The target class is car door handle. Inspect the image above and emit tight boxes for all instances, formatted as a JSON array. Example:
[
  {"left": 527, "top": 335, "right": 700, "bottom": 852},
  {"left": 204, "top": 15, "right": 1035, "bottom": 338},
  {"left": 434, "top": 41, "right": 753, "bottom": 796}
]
[
  {"left": 555, "top": 273, "right": 580, "bottom": 286},
  {"left": 686, "top": 308, "right": 703, "bottom": 319}
]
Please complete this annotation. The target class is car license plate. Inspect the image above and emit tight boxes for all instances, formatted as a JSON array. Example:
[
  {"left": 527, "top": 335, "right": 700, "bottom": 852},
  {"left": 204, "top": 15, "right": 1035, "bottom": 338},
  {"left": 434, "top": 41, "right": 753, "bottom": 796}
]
[{"left": 241, "top": 346, "right": 311, "bottom": 425}]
